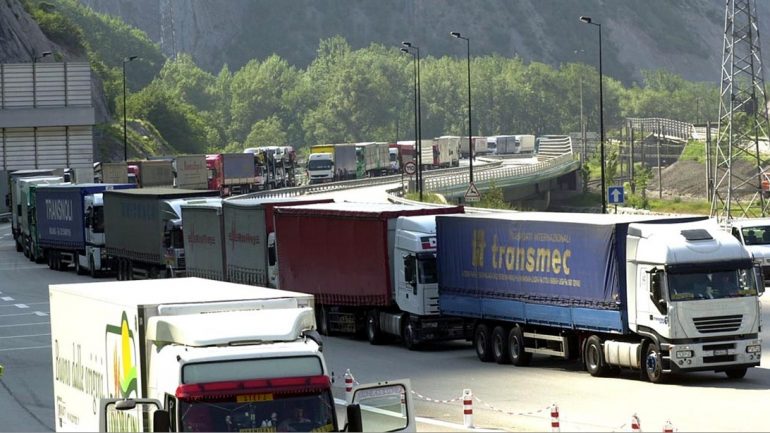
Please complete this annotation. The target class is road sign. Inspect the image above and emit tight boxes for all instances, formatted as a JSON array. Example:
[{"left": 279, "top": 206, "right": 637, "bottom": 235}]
[
  {"left": 608, "top": 186, "right": 624, "bottom": 205},
  {"left": 404, "top": 161, "right": 416, "bottom": 175},
  {"left": 464, "top": 182, "right": 481, "bottom": 202}
]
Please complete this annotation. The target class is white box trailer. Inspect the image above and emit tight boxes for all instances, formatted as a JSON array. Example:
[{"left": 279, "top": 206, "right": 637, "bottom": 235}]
[{"left": 50, "top": 278, "right": 416, "bottom": 432}]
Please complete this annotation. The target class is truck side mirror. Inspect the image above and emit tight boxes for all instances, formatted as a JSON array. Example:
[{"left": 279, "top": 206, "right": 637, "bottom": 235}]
[
  {"left": 345, "top": 404, "right": 363, "bottom": 432},
  {"left": 403, "top": 255, "right": 416, "bottom": 288},
  {"left": 152, "top": 410, "right": 170, "bottom": 432},
  {"left": 650, "top": 271, "right": 667, "bottom": 314}
]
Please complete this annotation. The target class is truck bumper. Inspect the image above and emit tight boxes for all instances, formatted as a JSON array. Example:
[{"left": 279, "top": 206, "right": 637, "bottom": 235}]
[{"left": 666, "top": 338, "right": 761, "bottom": 372}]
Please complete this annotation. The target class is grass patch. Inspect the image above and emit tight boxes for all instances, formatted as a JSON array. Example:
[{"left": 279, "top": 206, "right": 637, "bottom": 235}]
[{"left": 404, "top": 192, "right": 447, "bottom": 204}]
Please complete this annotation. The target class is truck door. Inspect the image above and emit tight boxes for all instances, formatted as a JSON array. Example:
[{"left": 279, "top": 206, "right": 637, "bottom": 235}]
[
  {"left": 395, "top": 253, "right": 420, "bottom": 314},
  {"left": 636, "top": 265, "right": 667, "bottom": 332}
]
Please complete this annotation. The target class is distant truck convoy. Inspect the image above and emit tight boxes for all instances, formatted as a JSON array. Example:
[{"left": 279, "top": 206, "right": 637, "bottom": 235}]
[
  {"left": 103, "top": 188, "right": 220, "bottom": 280},
  {"left": 274, "top": 202, "right": 465, "bottom": 349},
  {"left": 17, "top": 176, "right": 67, "bottom": 261},
  {"left": 307, "top": 143, "right": 357, "bottom": 184},
  {"left": 36, "top": 183, "right": 136, "bottom": 277},
  {"left": 49, "top": 278, "right": 415, "bottom": 432},
  {"left": 206, "top": 153, "right": 257, "bottom": 196},
  {"left": 437, "top": 212, "right": 763, "bottom": 382}
]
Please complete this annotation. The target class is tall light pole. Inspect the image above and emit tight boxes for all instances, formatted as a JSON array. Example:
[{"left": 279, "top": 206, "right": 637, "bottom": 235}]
[
  {"left": 402, "top": 42, "right": 423, "bottom": 201},
  {"left": 122, "top": 55, "right": 138, "bottom": 162},
  {"left": 32, "top": 51, "right": 51, "bottom": 108},
  {"left": 400, "top": 47, "right": 419, "bottom": 198},
  {"left": 579, "top": 15, "right": 606, "bottom": 214},
  {"left": 451, "top": 32, "right": 474, "bottom": 184}
]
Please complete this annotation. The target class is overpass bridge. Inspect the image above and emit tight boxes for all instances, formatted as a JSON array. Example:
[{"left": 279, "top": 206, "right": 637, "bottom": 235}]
[{"left": 234, "top": 135, "right": 581, "bottom": 209}]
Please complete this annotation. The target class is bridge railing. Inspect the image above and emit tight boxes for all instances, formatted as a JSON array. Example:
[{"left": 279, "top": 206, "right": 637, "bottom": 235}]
[{"left": 627, "top": 117, "right": 694, "bottom": 142}]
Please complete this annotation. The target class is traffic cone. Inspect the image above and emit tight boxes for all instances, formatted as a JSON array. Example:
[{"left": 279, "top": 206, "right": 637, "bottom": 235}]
[
  {"left": 663, "top": 420, "right": 674, "bottom": 432},
  {"left": 631, "top": 414, "right": 641, "bottom": 432},
  {"left": 551, "top": 404, "right": 560, "bottom": 432},
  {"left": 344, "top": 369, "right": 353, "bottom": 404},
  {"left": 462, "top": 389, "right": 473, "bottom": 428}
]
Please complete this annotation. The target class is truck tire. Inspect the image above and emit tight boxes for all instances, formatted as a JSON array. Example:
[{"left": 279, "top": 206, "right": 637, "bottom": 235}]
[
  {"left": 117, "top": 259, "right": 124, "bottom": 280},
  {"left": 15, "top": 241, "right": 22, "bottom": 252},
  {"left": 725, "top": 367, "right": 748, "bottom": 379},
  {"left": 584, "top": 335, "right": 609, "bottom": 377},
  {"left": 492, "top": 325, "right": 511, "bottom": 364},
  {"left": 643, "top": 342, "right": 666, "bottom": 383},
  {"left": 402, "top": 321, "right": 420, "bottom": 351},
  {"left": 75, "top": 256, "right": 85, "bottom": 275},
  {"left": 508, "top": 325, "right": 532, "bottom": 367},
  {"left": 89, "top": 256, "right": 98, "bottom": 279},
  {"left": 474, "top": 324, "right": 493, "bottom": 362},
  {"left": 366, "top": 310, "right": 385, "bottom": 345}
]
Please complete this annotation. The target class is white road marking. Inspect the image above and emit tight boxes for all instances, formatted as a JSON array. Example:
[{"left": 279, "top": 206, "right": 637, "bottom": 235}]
[
  {"left": 0, "top": 322, "right": 48, "bottom": 328},
  {"left": 0, "top": 345, "right": 50, "bottom": 352},
  {"left": 0, "top": 312, "right": 48, "bottom": 318},
  {"left": 14, "top": 304, "right": 28, "bottom": 309},
  {"left": 1, "top": 296, "right": 13, "bottom": 301},
  {"left": 0, "top": 333, "right": 50, "bottom": 339},
  {"left": 34, "top": 311, "right": 48, "bottom": 316}
]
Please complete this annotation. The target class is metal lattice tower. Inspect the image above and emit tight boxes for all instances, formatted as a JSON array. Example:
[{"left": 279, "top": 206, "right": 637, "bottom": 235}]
[{"left": 711, "top": 0, "right": 770, "bottom": 222}]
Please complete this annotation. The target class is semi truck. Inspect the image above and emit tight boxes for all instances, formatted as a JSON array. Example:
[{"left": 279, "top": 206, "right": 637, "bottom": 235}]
[
  {"left": 103, "top": 188, "right": 220, "bottom": 280},
  {"left": 18, "top": 176, "right": 67, "bottom": 261},
  {"left": 7, "top": 170, "right": 56, "bottom": 248},
  {"left": 460, "top": 136, "right": 488, "bottom": 158},
  {"left": 355, "top": 142, "right": 390, "bottom": 178},
  {"left": 206, "top": 153, "right": 257, "bottom": 196},
  {"left": 129, "top": 160, "right": 175, "bottom": 188},
  {"left": 93, "top": 162, "right": 129, "bottom": 184},
  {"left": 172, "top": 155, "right": 208, "bottom": 189},
  {"left": 179, "top": 200, "right": 225, "bottom": 281},
  {"left": 307, "top": 144, "right": 357, "bottom": 184},
  {"left": 244, "top": 146, "right": 299, "bottom": 190},
  {"left": 274, "top": 202, "right": 465, "bottom": 349},
  {"left": 433, "top": 136, "right": 461, "bottom": 168},
  {"left": 36, "top": 183, "right": 136, "bottom": 277},
  {"left": 49, "top": 277, "right": 415, "bottom": 432},
  {"left": 727, "top": 217, "right": 770, "bottom": 287},
  {"left": 436, "top": 212, "right": 764, "bottom": 382}
]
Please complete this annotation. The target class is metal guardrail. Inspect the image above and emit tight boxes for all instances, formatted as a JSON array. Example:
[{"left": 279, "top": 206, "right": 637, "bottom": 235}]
[
  {"left": 229, "top": 160, "right": 505, "bottom": 200},
  {"left": 627, "top": 117, "right": 694, "bottom": 142}
]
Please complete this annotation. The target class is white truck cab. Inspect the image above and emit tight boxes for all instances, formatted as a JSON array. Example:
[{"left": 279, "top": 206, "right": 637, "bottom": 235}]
[
  {"left": 727, "top": 217, "right": 770, "bottom": 286},
  {"left": 307, "top": 153, "right": 334, "bottom": 184}
]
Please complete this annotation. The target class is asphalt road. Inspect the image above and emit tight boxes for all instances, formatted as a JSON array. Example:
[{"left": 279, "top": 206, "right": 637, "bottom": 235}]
[{"left": 2, "top": 219, "right": 770, "bottom": 432}]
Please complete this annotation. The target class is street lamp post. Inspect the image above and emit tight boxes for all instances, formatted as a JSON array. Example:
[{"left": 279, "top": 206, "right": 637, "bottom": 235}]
[
  {"left": 400, "top": 47, "right": 419, "bottom": 197},
  {"left": 402, "top": 42, "right": 423, "bottom": 201},
  {"left": 122, "top": 55, "right": 138, "bottom": 162},
  {"left": 32, "top": 51, "right": 51, "bottom": 108},
  {"left": 451, "top": 32, "right": 474, "bottom": 184},
  {"left": 579, "top": 15, "right": 606, "bottom": 214}
]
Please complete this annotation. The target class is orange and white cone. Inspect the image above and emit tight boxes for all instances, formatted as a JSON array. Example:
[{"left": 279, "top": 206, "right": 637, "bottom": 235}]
[
  {"left": 631, "top": 414, "right": 641, "bottom": 432},
  {"left": 463, "top": 389, "right": 473, "bottom": 428},
  {"left": 344, "top": 369, "right": 354, "bottom": 404},
  {"left": 663, "top": 420, "right": 674, "bottom": 432},
  {"left": 551, "top": 404, "right": 560, "bottom": 432}
]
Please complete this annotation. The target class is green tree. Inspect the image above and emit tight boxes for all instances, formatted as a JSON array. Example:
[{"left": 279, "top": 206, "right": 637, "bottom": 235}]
[{"left": 244, "top": 116, "right": 288, "bottom": 148}]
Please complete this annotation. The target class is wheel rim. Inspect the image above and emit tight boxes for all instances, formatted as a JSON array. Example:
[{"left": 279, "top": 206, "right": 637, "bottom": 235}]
[
  {"left": 367, "top": 317, "right": 375, "bottom": 340},
  {"left": 494, "top": 333, "right": 503, "bottom": 358},
  {"left": 477, "top": 332, "right": 487, "bottom": 355},
  {"left": 587, "top": 345, "right": 600, "bottom": 371},
  {"left": 511, "top": 336, "right": 520, "bottom": 358},
  {"left": 646, "top": 348, "right": 660, "bottom": 379}
]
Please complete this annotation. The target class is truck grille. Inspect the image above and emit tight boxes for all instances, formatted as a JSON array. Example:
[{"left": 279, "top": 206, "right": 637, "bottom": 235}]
[{"left": 693, "top": 315, "right": 742, "bottom": 334}]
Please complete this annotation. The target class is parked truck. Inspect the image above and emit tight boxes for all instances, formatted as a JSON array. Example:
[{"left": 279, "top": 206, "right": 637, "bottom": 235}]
[
  {"left": 460, "top": 136, "right": 488, "bottom": 158},
  {"left": 18, "top": 176, "right": 66, "bottom": 261},
  {"left": 220, "top": 197, "right": 334, "bottom": 288},
  {"left": 432, "top": 136, "right": 461, "bottom": 168},
  {"left": 355, "top": 142, "right": 390, "bottom": 178},
  {"left": 50, "top": 277, "right": 415, "bottom": 432},
  {"left": 727, "top": 217, "right": 770, "bottom": 287},
  {"left": 93, "top": 162, "right": 129, "bottom": 184},
  {"left": 275, "top": 202, "right": 465, "bottom": 349},
  {"left": 179, "top": 200, "right": 225, "bottom": 281},
  {"left": 437, "top": 212, "right": 763, "bottom": 382},
  {"left": 172, "top": 155, "right": 208, "bottom": 189},
  {"left": 103, "top": 188, "right": 220, "bottom": 280},
  {"left": 206, "top": 153, "right": 257, "bottom": 196},
  {"left": 128, "top": 160, "right": 175, "bottom": 188},
  {"left": 307, "top": 144, "right": 357, "bottom": 184},
  {"left": 36, "top": 183, "right": 136, "bottom": 277},
  {"left": 245, "top": 146, "right": 299, "bottom": 190}
]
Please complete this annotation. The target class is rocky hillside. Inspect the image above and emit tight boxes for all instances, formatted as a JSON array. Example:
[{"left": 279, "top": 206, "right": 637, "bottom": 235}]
[{"left": 78, "top": 0, "right": 769, "bottom": 84}]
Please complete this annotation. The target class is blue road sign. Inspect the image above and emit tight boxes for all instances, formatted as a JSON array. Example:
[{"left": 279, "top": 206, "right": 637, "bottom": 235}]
[{"left": 608, "top": 186, "right": 624, "bottom": 205}]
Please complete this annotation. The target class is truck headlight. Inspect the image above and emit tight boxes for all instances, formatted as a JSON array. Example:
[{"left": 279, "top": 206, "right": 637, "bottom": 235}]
[
  {"left": 746, "top": 345, "right": 762, "bottom": 353},
  {"left": 676, "top": 350, "right": 694, "bottom": 359}
]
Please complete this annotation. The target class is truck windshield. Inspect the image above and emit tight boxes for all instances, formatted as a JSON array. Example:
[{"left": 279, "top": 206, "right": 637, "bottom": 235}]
[
  {"left": 307, "top": 160, "right": 332, "bottom": 171},
  {"left": 667, "top": 269, "right": 758, "bottom": 301},
  {"left": 177, "top": 377, "right": 336, "bottom": 432},
  {"left": 92, "top": 206, "right": 105, "bottom": 233},
  {"left": 741, "top": 226, "right": 770, "bottom": 245},
  {"left": 418, "top": 254, "right": 437, "bottom": 284}
]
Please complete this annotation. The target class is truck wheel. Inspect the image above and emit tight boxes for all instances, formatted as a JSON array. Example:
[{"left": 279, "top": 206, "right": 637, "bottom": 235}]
[
  {"left": 725, "top": 367, "right": 747, "bottom": 379},
  {"left": 75, "top": 257, "right": 85, "bottom": 275},
  {"left": 584, "top": 335, "right": 609, "bottom": 377},
  {"left": 508, "top": 325, "right": 532, "bottom": 366},
  {"left": 15, "top": 241, "right": 21, "bottom": 252},
  {"left": 402, "top": 321, "right": 420, "bottom": 351},
  {"left": 89, "top": 256, "right": 98, "bottom": 279},
  {"left": 366, "top": 310, "right": 384, "bottom": 345},
  {"left": 117, "top": 259, "right": 124, "bottom": 280},
  {"left": 474, "top": 324, "right": 493, "bottom": 362},
  {"left": 47, "top": 253, "right": 54, "bottom": 270},
  {"left": 643, "top": 342, "right": 666, "bottom": 383},
  {"left": 492, "top": 326, "right": 511, "bottom": 364}
]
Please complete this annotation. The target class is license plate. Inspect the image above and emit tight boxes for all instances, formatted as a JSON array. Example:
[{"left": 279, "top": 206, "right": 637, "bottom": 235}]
[{"left": 714, "top": 349, "right": 728, "bottom": 356}]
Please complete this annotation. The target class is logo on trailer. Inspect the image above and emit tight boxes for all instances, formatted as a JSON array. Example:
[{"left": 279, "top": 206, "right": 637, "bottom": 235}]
[{"left": 421, "top": 236, "right": 437, "bottom": 249}]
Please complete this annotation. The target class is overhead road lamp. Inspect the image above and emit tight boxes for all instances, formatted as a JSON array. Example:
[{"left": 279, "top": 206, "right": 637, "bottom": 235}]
[
  {"left": 122, "top": 55, "right": 138, "bottom": 162},
  {"left": 32, "top": 51, "right": 52, "bottom": 108},
  {"left": 401, "top": 41, "right": 423, "bottom": 201},
  {"left": 33, "top": 51, "right": 52, "bottom": 63},
  {"left": 400, "top": 47, "right": 419, "bottom": 198},
  {"left": 579, "top": 15, "right": 606, "bottom": 214},
  {"left": 450, "top": 31, "right": 474, "bottom": 184}
]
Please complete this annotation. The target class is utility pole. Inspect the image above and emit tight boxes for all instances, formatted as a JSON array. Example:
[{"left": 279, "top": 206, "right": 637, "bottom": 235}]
[{"left": 711, "top": 0, "right": 770, "bottom": 221}]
